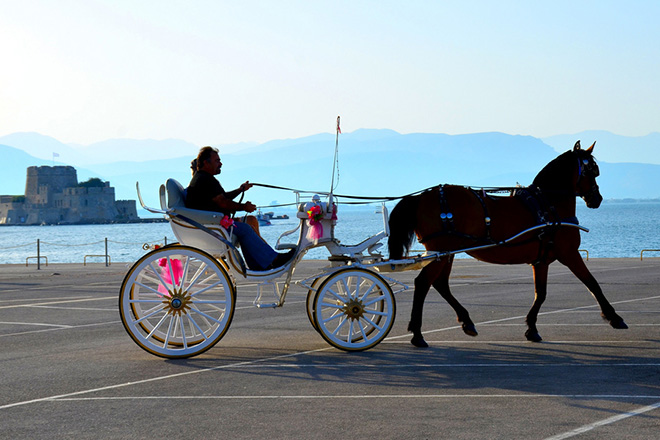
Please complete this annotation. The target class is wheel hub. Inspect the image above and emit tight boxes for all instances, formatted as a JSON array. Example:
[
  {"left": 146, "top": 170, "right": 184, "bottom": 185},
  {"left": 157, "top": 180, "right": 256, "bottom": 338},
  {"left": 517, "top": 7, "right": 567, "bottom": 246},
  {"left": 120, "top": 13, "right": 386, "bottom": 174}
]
[
  {"left": 163, "top": 288, "right": 191, "bottom": 316},
  {"left": 343, "top": 299, "right": 364, "bottom": 320}
]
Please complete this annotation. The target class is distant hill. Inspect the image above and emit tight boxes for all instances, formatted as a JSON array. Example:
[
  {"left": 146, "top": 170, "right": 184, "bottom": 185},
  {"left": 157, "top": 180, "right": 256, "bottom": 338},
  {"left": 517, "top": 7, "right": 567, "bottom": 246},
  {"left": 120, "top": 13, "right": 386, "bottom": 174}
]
[
  {"left": 0, "top": 133, "right": 87, "bottom": 165},
  {"left": 79, "top": 138, "right": 201, "bottom": 164},
  {"left": 0, "top": 132, "right": 256, "bottom": 165},
  {"left": 3, "top": 130, "right": 660, "bottom": 209}
]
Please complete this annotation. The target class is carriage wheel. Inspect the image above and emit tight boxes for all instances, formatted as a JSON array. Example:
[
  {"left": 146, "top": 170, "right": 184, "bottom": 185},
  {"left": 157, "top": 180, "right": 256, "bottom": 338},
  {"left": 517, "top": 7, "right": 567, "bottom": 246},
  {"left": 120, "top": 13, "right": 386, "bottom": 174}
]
[
  {"left": 119, "top": 246, "right": 235, "bottom": 359},
  {"left": 306, "top": 276, "right": 327, "bottom": 333},
  {"left": 312, "top": 268, "right": 395, "bottom": 351}
]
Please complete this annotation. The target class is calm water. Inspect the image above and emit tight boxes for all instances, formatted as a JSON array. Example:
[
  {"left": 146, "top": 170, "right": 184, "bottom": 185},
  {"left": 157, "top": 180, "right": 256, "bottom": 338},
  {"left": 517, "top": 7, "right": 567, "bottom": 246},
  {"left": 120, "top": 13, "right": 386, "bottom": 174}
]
[{"left": 1, "top": 202, "right": 659, "bottom": 265}]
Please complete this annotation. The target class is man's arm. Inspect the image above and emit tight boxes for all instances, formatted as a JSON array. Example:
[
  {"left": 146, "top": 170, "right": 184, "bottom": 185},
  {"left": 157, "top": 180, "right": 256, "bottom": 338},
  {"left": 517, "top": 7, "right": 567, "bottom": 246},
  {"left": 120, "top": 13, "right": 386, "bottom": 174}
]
[{"left": 224, "top": 181, "right": 254, "bottom": 201}]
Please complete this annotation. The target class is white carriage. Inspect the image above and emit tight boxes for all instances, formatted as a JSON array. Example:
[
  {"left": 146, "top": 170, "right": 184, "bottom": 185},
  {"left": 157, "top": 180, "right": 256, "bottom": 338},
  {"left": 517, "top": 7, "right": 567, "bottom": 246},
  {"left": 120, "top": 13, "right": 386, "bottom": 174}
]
[{"left": 119, "top": 179, "right": 406, "bottom": 358}]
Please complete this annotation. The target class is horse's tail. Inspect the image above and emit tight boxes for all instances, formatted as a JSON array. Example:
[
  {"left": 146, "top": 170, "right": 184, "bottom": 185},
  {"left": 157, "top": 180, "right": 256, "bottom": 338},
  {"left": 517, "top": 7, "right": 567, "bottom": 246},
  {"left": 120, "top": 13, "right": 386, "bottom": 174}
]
[{"left": 388, "top": 194, "right": 420, "bottom": 259}]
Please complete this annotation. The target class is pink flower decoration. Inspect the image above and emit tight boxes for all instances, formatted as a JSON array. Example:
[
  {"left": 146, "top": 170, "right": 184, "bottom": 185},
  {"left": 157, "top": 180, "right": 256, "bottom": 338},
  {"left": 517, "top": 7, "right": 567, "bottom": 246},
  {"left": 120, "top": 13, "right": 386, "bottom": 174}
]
[{"left": 220, "top": 216, "right": 234, "bottom": 229}]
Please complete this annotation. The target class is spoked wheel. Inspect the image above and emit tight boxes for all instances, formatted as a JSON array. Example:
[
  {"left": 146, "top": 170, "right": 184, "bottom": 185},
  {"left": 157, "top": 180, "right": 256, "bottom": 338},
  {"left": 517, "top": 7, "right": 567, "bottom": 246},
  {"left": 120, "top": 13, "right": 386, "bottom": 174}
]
[
  {"left": 306, "top": 276, "right": 326, "bottom": 333},
  {"left": 313, "top": 268, "right": 395, "bottom": 351},
  {"left": 119, "top": 245, "right": 235, "bottom": 359}
]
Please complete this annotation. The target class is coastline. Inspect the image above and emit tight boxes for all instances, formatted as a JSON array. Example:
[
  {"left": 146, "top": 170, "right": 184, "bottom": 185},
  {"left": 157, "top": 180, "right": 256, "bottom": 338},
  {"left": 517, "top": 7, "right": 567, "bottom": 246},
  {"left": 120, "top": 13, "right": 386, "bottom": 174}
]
[
  {"left": 0, "top": 217, "right": 167, "bottom": 227},
  {"left": 2, "top": 256, "right": 657, "bottom": 278}
]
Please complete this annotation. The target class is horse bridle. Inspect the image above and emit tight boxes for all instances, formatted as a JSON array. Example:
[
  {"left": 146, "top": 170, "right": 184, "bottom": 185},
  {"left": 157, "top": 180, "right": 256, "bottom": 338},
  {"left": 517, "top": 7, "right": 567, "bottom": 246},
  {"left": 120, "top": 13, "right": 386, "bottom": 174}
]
[{"left": 576, "top": 154, "right": 600, "bottom": 200}]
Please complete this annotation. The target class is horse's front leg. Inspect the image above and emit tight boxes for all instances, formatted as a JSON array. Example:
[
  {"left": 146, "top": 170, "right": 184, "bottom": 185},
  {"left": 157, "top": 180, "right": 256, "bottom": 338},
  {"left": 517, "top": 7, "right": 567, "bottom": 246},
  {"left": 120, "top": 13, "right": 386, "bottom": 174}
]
[
  {"left": 560, "top": 252, "right": 628, "bottom": 329},
  {"left": 526, "top": 263, "right": 548, "bottom": 342},
  {"left": 408, "top": 259, "right": 447, "bottom": 348}
]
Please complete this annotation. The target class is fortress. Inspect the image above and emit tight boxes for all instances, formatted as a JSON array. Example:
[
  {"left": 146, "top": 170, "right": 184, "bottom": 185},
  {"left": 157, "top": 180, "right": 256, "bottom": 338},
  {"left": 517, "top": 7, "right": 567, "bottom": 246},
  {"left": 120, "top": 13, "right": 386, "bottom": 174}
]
[{"left": 0, "top": 166, "right": 138, "bottom": 225}]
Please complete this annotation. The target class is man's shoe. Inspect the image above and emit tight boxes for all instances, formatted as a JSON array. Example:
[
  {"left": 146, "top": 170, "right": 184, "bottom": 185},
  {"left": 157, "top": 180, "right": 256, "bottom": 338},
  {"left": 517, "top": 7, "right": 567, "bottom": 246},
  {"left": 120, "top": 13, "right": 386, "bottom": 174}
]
[{"left": 269, "top": 249, "right": 295, "bottom": 269}]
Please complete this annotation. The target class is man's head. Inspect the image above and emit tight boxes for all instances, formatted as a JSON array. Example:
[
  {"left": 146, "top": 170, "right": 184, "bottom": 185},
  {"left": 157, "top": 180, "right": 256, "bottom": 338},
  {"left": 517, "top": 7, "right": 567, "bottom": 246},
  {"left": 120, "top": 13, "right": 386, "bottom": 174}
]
[{"left": 197, "top": 146, "right": 222, "bottom": 175}]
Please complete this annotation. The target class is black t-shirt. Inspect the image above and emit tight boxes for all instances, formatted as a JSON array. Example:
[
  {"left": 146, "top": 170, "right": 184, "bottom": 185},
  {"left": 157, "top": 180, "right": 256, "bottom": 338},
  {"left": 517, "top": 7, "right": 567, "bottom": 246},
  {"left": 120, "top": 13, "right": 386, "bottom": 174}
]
[{"left": 185, "top": 170, "right": 228, "bottom": 214}]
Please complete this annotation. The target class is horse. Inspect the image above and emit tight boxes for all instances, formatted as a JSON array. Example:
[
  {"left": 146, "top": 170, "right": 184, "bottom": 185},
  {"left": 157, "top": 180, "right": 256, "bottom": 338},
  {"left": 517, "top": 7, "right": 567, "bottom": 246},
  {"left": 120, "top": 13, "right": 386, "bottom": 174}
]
[{"left": 388, "top": 141, "right": 628, "bottom": 348}]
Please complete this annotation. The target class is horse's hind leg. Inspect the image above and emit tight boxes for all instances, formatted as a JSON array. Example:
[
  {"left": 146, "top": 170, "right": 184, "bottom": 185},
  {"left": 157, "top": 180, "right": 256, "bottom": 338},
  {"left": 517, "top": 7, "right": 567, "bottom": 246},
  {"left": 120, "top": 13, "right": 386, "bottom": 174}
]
[
  {"left": 431, "top": 257, "right": 478, "bottom": 337},
  {"left": 525, "top": 263, "right": 549, "bottom": 342},
  {"left": 408, "top": 258, "right": 450, "bottom": 348},
  {"left": 560, "top": 252, "right": 628, "bottom": 329}
]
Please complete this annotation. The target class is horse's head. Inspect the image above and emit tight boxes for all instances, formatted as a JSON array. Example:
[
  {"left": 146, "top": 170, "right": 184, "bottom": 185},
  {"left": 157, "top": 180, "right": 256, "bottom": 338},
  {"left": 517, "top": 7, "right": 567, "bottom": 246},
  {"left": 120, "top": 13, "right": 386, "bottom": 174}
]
[
  {"left": 573, "top": 140, "right": 603, "bottom": 208},
  {"left": 532, "top": 140, "right": 603, "bottom": 208}
]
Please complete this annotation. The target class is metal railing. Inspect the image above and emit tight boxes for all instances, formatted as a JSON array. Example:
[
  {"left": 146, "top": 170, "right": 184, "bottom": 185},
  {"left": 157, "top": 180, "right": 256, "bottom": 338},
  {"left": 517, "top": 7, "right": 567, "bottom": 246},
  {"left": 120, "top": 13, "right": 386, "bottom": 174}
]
[
  {"left": 83, "top": 255, "right": 112, "bottom": 266},
  {"left": 3, "top": 236, "right": 171, "bottom": 269},
  {"left": 26, "top": 256, "right": 48, "bottom": 267},
  {"left": 640, "top": 249, "right": 660, "bottom": 260}
]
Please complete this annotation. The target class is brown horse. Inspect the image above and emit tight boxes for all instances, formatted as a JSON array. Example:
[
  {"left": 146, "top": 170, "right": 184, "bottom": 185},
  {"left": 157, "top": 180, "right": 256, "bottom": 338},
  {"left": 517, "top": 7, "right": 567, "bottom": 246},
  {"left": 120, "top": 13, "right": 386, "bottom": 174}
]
[{"left": 388, "top": 141, "right": 628, "bottom": 348}]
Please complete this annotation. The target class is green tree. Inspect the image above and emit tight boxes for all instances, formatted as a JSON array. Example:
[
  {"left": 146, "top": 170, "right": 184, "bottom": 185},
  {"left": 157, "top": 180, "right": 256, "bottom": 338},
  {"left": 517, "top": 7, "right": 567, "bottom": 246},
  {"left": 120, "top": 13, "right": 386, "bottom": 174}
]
[{"left": 78, "top": 177, "right": 105, "bottom": 188}]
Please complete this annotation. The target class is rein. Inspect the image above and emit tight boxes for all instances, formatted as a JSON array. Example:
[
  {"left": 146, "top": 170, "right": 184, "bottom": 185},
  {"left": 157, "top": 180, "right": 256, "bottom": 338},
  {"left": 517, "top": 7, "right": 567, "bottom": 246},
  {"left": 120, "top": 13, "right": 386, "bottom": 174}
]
[
  {"left": 250, "top": 182, "right": 433, "bottom": 207},
  {"left": 251, "top": 182, "right": 535, "bottom": 207}
]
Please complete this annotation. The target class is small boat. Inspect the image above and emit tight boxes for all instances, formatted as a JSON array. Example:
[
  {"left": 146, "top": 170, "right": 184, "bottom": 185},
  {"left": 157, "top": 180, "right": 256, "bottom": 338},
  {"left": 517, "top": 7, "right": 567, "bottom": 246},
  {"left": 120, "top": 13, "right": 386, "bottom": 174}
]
[
  {"left": 256, "top": 210, "right": 272, "bottom": 226},
  {"left": 262, "top": 210, "right": 289, "bottom": 220}
]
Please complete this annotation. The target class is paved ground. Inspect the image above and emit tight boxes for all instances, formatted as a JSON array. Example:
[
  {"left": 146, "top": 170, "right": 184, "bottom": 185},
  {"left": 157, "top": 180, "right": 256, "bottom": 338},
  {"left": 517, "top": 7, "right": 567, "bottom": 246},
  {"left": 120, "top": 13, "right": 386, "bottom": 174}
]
[{"left": 0, "top": 258, "right": 659, "bottom": 439}]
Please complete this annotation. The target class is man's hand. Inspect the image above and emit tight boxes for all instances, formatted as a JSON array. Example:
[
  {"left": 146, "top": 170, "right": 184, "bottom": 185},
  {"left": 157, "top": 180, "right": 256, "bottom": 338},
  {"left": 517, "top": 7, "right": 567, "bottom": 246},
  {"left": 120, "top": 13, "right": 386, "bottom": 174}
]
[
  {"left": 242, "top": 201, "right": 257, "bottom": 213},
  {"left": 239, "top": 181, "right": 253, "bottom": 192}
]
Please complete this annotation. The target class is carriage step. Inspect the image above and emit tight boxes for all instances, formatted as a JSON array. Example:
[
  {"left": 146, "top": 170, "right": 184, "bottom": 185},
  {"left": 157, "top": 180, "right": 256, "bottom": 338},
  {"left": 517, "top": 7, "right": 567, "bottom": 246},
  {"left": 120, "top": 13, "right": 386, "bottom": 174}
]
[{"left": 255, "top": 302, "right": 279, "bottom": 308}]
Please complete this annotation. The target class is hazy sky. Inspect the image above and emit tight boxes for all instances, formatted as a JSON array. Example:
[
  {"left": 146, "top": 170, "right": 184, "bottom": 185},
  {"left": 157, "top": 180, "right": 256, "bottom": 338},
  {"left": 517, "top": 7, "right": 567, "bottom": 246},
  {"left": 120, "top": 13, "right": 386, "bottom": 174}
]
[{"left": 2, "top": 0, "right": 659, "bottom": 147}]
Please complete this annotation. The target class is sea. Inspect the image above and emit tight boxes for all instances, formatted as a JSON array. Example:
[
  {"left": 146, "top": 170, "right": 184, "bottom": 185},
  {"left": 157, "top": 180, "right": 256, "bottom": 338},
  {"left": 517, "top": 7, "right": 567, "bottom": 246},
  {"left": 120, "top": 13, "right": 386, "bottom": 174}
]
[{"left": 1, "top": 201, "right": 659, "bottom": 265}]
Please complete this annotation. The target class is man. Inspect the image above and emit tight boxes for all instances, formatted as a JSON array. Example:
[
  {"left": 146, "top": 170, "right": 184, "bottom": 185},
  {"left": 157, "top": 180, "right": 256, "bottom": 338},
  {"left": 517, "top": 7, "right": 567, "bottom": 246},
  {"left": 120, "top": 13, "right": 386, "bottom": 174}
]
[
  {"left": 189, "top": 156, "right": 261, "bottom": 235},
  {"left": 186, "top": 146, "right": 293, "bottom": 271}
]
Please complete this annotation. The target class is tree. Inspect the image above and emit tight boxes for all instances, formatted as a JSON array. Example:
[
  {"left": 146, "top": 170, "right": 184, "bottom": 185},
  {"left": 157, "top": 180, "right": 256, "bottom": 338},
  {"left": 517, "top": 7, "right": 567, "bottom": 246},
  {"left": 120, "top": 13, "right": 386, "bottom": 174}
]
[{"left": 78, "top": 177, "right": 106, "bottom": 188}]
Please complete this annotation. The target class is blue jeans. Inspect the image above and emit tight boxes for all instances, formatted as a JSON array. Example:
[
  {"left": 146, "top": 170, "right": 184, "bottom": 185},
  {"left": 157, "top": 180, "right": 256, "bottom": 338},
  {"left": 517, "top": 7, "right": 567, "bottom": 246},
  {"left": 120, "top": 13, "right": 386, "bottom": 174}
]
[{"left": 230, "top": 221, "right": 278, "bottom": 270}]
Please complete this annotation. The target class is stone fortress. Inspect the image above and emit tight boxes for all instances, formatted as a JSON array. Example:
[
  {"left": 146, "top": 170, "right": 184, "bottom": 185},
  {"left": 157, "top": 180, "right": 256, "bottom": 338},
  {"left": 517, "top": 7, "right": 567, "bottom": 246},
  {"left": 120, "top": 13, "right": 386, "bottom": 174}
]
[{"left": 0, "top": 166, "right": 138, "bottom": 225}]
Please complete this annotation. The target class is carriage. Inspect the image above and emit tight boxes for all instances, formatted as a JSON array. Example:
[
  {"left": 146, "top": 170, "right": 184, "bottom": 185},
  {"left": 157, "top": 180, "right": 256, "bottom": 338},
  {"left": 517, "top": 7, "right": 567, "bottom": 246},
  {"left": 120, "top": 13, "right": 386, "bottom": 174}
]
[
  {"left": 119, "top": 139, "right": 627, "bottom": 358},
  {"left": 119, "top": 177, "right": 413, "bottom": 358}
]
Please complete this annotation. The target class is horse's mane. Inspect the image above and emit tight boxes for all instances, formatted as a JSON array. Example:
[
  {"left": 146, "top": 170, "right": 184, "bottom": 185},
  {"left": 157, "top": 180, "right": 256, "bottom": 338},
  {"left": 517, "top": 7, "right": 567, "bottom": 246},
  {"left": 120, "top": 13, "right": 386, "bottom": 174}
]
[
  {"left": 387, "top": 194, "right": 420, "bottom": 259},
  {"left": 532, "top": 150, "right": 577, "bottom": 193}
]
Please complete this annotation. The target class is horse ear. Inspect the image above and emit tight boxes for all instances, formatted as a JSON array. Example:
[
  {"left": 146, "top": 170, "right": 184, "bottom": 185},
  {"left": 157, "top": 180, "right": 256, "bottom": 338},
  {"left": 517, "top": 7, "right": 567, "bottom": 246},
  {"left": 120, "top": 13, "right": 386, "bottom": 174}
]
[
  {"left": 586, "top": 141, "right": 596, "bottom": 154},
  {"left": 573, "top": 140, "right": 581, "bottom": 151}
]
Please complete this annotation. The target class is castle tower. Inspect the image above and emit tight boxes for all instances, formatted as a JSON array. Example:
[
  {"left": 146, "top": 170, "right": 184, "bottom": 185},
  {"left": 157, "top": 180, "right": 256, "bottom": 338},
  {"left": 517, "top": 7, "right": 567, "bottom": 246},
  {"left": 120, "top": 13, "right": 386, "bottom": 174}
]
[{"left": 24, "top": 166, "right": 78, "bottom": 206}]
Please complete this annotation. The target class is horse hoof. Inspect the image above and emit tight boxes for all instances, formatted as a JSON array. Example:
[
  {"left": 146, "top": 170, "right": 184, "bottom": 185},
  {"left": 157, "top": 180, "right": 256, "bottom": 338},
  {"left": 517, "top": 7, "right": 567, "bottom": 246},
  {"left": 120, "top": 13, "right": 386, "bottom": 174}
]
[
  {"left": 411, "top": 335, "right": 429, "bottom": 348},
  {"left": 525, "top": 330, "right": 543, "bottom": 342},
  {"left": 462, "top": 323, "right": 478, "bottom": 337},
  {"left": 610, "top": 318, "right": 629, "bottom": 330}
]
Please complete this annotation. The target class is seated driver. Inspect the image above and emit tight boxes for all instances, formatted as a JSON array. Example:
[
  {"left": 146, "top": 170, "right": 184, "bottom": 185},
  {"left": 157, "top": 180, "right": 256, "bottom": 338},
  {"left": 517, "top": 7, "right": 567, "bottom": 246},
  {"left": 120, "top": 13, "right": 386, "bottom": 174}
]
[{"left": 185, "top": 146, "right": 293, "bottom": 270}]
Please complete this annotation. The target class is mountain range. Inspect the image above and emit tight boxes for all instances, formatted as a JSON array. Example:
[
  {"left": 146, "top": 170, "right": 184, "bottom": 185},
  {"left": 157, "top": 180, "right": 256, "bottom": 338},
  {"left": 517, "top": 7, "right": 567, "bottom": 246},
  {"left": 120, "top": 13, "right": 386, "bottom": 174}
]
[{"left": 1, "top": 130, "right": 659, "bottom": 212}]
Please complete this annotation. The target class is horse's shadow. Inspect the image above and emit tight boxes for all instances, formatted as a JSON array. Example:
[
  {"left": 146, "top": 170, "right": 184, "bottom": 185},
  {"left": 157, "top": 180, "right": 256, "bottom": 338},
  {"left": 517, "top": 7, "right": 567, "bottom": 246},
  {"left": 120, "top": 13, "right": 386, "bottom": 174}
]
[{"left": 168, "top": 338, "right": 660, "bottom": 399}]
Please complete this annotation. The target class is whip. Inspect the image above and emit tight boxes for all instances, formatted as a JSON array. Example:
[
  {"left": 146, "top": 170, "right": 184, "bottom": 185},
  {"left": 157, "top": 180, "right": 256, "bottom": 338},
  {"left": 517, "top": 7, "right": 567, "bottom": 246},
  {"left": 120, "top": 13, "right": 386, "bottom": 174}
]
[{"left": 329, "top": 116, "right": 341, "bottom": 205}]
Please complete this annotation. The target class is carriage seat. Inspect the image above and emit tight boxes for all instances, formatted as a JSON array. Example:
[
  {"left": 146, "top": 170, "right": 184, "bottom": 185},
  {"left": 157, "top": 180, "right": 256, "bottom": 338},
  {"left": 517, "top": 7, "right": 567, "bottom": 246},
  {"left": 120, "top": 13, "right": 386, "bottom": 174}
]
[
  {"left": 165, "top": 178, "right": 227, "bottom": 225},
  {"left": 163, "top": 179, "right": 248, "bottom": 275}
]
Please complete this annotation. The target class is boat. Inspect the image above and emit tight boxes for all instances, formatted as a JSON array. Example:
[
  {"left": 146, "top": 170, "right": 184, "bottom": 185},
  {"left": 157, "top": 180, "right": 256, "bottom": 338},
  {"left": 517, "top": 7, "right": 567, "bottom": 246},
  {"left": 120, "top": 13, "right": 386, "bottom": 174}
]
[
  {"left": 263, "top": 211, "right": 289, "bottom": 220},
  {"left": 256, "top": 210, "right": 272, "bottom": 226}
]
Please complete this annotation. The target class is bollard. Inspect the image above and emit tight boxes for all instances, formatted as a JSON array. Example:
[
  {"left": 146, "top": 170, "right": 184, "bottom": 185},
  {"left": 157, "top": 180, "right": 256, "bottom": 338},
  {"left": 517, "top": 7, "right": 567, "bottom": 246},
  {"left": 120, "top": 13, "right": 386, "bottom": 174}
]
[
  {"left": 105, "top": 237, "right": 109, "bottom": 267},
  {"left": 37, "top": 239, "right": 41, "bottom": 270}
]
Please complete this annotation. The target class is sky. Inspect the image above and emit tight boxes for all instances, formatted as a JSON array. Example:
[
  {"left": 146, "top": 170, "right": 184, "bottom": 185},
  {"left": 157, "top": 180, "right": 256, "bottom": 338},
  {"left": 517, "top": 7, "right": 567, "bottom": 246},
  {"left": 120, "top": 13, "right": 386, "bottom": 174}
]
[{"left": 1, "top": 0, "right": 659, "bottom": 148}]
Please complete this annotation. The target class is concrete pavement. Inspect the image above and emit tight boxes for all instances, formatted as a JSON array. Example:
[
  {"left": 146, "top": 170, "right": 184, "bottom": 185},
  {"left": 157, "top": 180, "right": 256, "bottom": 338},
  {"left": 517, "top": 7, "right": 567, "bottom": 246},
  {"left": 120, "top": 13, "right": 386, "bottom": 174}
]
[{"left": 1, "top": 258, "right": 659, "bottom": 439}]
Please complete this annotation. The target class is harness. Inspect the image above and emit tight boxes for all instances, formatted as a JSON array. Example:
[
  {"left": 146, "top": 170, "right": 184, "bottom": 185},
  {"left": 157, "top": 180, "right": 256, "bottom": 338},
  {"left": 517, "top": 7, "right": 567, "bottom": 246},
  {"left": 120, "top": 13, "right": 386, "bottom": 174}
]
[
  {"left": 417, "top": 184, "right": 581, "bottom": 265},
  {"left": 417, "top": 185, "right": 493, "bottom": 245},
  {"left": 513, "top": 186, "right": 549, "bottom": 224}
]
